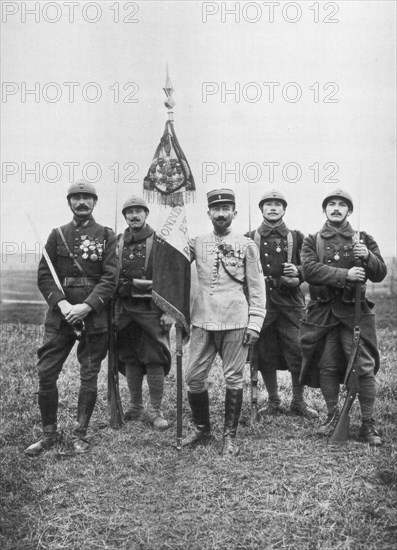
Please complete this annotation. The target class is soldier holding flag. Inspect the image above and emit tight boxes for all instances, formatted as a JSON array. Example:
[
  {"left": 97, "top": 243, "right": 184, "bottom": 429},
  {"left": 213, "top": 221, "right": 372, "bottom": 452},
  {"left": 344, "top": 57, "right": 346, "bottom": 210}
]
[{"left": 115, "top": 195, "right": 173, "bottom": 430}]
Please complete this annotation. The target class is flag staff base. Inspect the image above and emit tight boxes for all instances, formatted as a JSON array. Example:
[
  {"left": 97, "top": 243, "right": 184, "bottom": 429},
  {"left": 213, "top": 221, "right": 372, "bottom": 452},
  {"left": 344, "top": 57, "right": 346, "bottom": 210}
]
[{"left": 175, "top": 323, "right": 183, "bottom": 450}]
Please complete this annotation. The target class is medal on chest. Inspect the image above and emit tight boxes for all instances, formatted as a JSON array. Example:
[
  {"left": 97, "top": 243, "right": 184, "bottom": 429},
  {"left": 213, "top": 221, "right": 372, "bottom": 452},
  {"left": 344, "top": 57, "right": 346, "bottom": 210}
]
[{"left": 79, "top": 235, "right": 103, "bottom": 262}]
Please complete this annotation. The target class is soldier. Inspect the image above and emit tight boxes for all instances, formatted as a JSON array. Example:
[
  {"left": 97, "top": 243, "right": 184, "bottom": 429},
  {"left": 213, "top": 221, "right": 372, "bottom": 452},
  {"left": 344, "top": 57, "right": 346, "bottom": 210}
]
[
  {"left": 115, "top": 196, "right": 173, "bottom": 430},
  {"left": 25, "top": 180, "right": 117, "bottom": 456},
  {"left": 300, "top": 189, "right": 387, "bottom": 446},
  {"left": 182, "top": 189, "right": 266, "bottom": 457},
  {"left": 247, "top": 189, "right": 318, "bottom": 418}
]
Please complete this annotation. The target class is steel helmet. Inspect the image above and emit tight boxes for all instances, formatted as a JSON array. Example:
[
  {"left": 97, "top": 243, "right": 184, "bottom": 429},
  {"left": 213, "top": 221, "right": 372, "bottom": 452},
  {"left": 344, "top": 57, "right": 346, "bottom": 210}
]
[
  {"left": 258, "top": 189, "right": 287, "bottom": 210},
  {"left": 322, "top": 189, "right": 353, "bottom": 212},
  {"left": 67, "top": 179, "right": 98, "bottom": 200},
  {"left": 121, "top": 195, "right": 149, "bottom": 216}
]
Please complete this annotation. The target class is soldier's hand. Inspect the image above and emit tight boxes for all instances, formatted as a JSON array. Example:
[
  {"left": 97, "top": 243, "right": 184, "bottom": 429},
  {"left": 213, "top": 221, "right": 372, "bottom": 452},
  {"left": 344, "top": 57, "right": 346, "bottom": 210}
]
[
  {"left": 64, "top": 303, "right": 92, "bottom": 324},
  {"left": 58, "top": 299, "right": 73, "bottom": 317},
  {"left": 353, "top": 242, "right": 369, "bottom": 260},
  {"left": 243, "top": 328, "right": 259, "bottom": 346},
  {"left": 160, "top": 313, "right": 174, "bottom": 332},
  {"left": 346, "top": 266, "right": 366, "bottom": 282},
  {"left": 282, "top": 263, "right": 299, "bottom": 277}
]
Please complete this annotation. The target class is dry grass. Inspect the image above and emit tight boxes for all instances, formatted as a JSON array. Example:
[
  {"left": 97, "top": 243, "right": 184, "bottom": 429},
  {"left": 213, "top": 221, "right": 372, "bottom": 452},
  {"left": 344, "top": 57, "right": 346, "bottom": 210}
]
[{"left": 0, "top": 295, "right": 396, "bottom": 550}]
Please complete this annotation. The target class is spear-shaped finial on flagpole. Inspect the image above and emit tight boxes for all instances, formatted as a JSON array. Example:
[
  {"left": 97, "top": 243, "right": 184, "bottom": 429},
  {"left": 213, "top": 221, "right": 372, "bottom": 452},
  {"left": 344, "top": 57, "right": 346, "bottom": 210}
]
[{"left": 163, "top": 62, "right": 175, "bottom": 122}]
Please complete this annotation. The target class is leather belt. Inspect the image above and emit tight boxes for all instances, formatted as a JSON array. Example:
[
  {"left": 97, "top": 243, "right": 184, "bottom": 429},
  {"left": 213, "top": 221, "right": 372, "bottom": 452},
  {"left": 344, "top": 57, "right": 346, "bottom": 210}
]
[{"left": 62, "top": 277, "right": 98, "bottom": 287}]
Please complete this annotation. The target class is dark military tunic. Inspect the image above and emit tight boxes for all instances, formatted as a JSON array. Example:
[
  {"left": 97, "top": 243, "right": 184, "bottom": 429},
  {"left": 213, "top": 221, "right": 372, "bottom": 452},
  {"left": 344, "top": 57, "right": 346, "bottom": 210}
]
[
  {"left": 37, "top": 215, "right": 117, "bottom": 389},
  {"left": 248, "top": 221, "right": 305, "bottom": 374},
  {"left": 38, "top": 215, "right": 117, "bottom": 333},
  {"left": 300, "top": 221, "right": 387, "bottom": 387},
  {"left": 115, "top": 224, "right": 171, "bottom": 375}
]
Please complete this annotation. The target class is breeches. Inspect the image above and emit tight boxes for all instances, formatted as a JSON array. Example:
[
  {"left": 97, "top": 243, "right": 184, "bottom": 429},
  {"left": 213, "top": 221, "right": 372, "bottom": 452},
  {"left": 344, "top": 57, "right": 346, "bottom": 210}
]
[
  {"left": 186, "top": 327, "right": 248, "bottom": 392},
  {"left": 320, "top": 325, "right": 375, "bottom": 380},
  {"left": 117, "top": 300, "right": 170, "bottom": 371},
  {"left": 257, "top": 314, "right": 302, "bottom": 374},
  {"left": 37, "top": 330, "right": 108, "bottom": 391}
]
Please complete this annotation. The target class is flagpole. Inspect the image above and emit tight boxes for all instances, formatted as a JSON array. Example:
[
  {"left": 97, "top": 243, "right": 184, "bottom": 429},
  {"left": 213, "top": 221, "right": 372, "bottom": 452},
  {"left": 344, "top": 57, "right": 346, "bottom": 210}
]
[{"left": 163, "top": 64, "right": 183, "bottom": 450}]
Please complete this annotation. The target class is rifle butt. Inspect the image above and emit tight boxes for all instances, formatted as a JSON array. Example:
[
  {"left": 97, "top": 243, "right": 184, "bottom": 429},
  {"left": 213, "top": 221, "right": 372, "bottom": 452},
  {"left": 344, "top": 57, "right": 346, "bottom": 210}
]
[
  {"left": 329, "top": 413, "right": 350, "bottom": 443},
  {"left": 329, "top": 391, "right": 356, "bottom": 444}
]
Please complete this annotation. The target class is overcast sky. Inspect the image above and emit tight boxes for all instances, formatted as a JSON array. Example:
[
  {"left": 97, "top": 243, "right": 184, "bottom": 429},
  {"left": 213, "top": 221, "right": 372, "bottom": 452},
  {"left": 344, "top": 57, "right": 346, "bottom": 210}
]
[{"left": 1, "top": 0, "right": 396, "bottom": 264}]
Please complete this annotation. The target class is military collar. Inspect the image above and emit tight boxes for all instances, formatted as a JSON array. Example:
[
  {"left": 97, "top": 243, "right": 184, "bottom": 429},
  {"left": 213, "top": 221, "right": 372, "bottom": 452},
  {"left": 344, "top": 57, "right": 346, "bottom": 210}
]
[
  {"left": 257, "top": 220, "right": 289, "bottom": 238},
  {"left": 319, "top": 221, "right": 355, "bottom": 239},
  {"left": 124, "top": 224, "right": 154, "bottom": 243},
  {"left": 72, "top": 215, "right": 95, "bottom": 228},
  {"left": 212, "top": 227, "right": 232, "bottom": 240}
]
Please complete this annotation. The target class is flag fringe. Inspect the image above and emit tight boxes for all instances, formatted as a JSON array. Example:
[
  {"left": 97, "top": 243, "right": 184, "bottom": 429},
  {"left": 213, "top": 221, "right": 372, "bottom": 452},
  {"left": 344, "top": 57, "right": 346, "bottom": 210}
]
[
  {"left": 144, "top": 190, "right": 195, "bottom": 207},
  {"left": 152, "top": 290, "right": 190, "bottom": 341}
]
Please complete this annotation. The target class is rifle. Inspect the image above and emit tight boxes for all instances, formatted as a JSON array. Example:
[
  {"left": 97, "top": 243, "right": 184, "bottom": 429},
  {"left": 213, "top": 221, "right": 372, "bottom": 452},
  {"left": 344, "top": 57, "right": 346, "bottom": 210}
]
[
  {"left": 329, "top": 253, "right": 362, "bottom": 443},
  {"left": 107, "top": 297, "right": 124, "bottom": 429},
  {"left": 27, "top": 214, "right": 84, "bottom": 340},
  {"left": 248, "top": 347, "right": 259, "bottom": 422}
]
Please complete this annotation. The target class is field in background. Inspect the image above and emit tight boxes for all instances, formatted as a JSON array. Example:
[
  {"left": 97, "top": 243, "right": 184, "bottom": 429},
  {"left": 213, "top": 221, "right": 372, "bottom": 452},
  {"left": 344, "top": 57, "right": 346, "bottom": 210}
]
[{"left": 0, "top": 291, "right": 396, "bottom": 549}]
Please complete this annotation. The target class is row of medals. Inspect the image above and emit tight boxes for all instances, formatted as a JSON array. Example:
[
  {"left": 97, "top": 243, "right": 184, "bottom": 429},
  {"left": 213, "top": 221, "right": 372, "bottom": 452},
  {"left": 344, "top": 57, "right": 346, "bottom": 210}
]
[
  {"left": 268, "top": 241, "right": 350, "bottom": 261},
  {"left": 326, "top": 244, "right": 352, "bottom": 261},
  {"left": 79, "top": 235, "right": 103, "bottom": 262}
]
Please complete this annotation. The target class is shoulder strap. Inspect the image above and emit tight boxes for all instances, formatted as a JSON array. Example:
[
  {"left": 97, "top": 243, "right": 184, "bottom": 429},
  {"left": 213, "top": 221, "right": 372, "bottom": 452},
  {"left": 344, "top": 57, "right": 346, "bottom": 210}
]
[
  {"left": 253, "top": 230, "right": 261, "bottom": 250},
  {"left": 287, "top": 231, "right": 294, "bottom": 263},
  {"left": 57, "top": 227, "right": 85, "bottom": 275},
  {"left": 315, "top": 232, "right": 325, "bottom": 263},
  {"left": 117, "top": 234, "right": 124, "bottom": 268},
  {"left": 144, "top": 233, "right": 154, "bottom": 273}
]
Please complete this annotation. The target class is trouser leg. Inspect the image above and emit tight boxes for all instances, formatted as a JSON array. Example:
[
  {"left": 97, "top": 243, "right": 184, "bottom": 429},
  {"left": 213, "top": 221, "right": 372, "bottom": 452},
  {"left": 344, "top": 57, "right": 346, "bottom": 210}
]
[
  {"left": 146, "top": 365, "right": 169, "bottom": 430},
  {"left": 257, "top": 323, "right": 280, "bottom": 405},
  {"left": 319, "top": 327, "right": 341, "bottom": 415},
  {"left": 358, "top": 376, "right": 376, "bottom": 421},
  {"left": 147, "top": 365, "right": 165, "bottom": 414},
  {"left": 125, "top": 364, "right": 144, "bottom": 413}
]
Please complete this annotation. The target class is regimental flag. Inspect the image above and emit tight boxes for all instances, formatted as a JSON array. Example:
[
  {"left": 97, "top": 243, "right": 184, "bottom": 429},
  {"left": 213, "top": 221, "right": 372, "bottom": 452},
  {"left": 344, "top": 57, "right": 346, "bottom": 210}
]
[
  {"left": 143, "top": 120, "right": 195, "bottom": 207},
  {"left": 152, "top": 204, "right": 191, "bottom": 337},
  {"left": 144, "top": 71, "right": 194, "bottom": 339}
]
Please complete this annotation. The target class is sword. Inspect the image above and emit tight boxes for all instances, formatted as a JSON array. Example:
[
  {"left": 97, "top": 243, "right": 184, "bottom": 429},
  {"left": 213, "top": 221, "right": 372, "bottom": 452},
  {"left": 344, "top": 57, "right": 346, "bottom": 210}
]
[{"left": 26, "top": 214, "right": 84, "bottom": 340}]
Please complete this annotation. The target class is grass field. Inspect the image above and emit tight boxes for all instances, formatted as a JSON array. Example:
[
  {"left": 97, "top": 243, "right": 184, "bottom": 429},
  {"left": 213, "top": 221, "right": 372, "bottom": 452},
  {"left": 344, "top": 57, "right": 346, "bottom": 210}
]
[{"left": 0, "top": 295, "right": 396, "bottom": 549}]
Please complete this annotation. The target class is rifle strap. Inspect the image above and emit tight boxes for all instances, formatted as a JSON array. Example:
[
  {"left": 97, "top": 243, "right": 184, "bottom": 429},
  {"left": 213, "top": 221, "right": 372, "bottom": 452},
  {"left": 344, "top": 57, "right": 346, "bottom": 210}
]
[{"left": 57, "top": 227, "right": 86, "bottom": 276}]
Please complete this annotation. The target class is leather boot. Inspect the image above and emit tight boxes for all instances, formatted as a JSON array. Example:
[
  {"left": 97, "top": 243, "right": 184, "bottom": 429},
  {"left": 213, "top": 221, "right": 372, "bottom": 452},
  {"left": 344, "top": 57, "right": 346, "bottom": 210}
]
[
  {"left": 360, "top": 418, "right": 383, "bottom": 447},
  {"left": 222, "top": 388, "right": 243, "bottom": 457},
  {"left": 73, "top": 389, "right": 97, "bottom": 454},
  {"left": 25, "top": 389, "right": 61, "bottom": 456},
  {"left": 181, "top": 390, "right": 211, "bottom": 447},
  {"left": 25, "top": 424, "right": 61, "bottom": 456}
]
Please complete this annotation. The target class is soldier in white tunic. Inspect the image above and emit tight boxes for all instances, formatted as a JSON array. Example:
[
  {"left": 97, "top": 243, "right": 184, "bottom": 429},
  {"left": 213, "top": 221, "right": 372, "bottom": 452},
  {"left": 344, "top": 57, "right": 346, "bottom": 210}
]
[{"left": 182, "top": 189, "right": 266, "bottom": 457}]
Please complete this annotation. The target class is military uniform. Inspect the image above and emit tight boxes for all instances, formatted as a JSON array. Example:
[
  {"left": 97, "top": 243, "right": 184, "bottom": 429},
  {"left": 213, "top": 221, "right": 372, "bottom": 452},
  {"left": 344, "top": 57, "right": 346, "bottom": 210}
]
[
  {"left": 247, "top": 222, "right": 312, "bottom": 410},
  {"left": 115, "top": 197, "right": 171, "bottom": 429},
  {"left": 246, "top": 189, "right": 317, "bottom": 418},
  {"left": 300, "top": 189, "right": 387, "bottom": 445},
  {"left": 26, "top": 181, "right": 117, "bottom": 456},
  {"left": 183, "top": 189, "right": 266, "bottom": 456}
]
